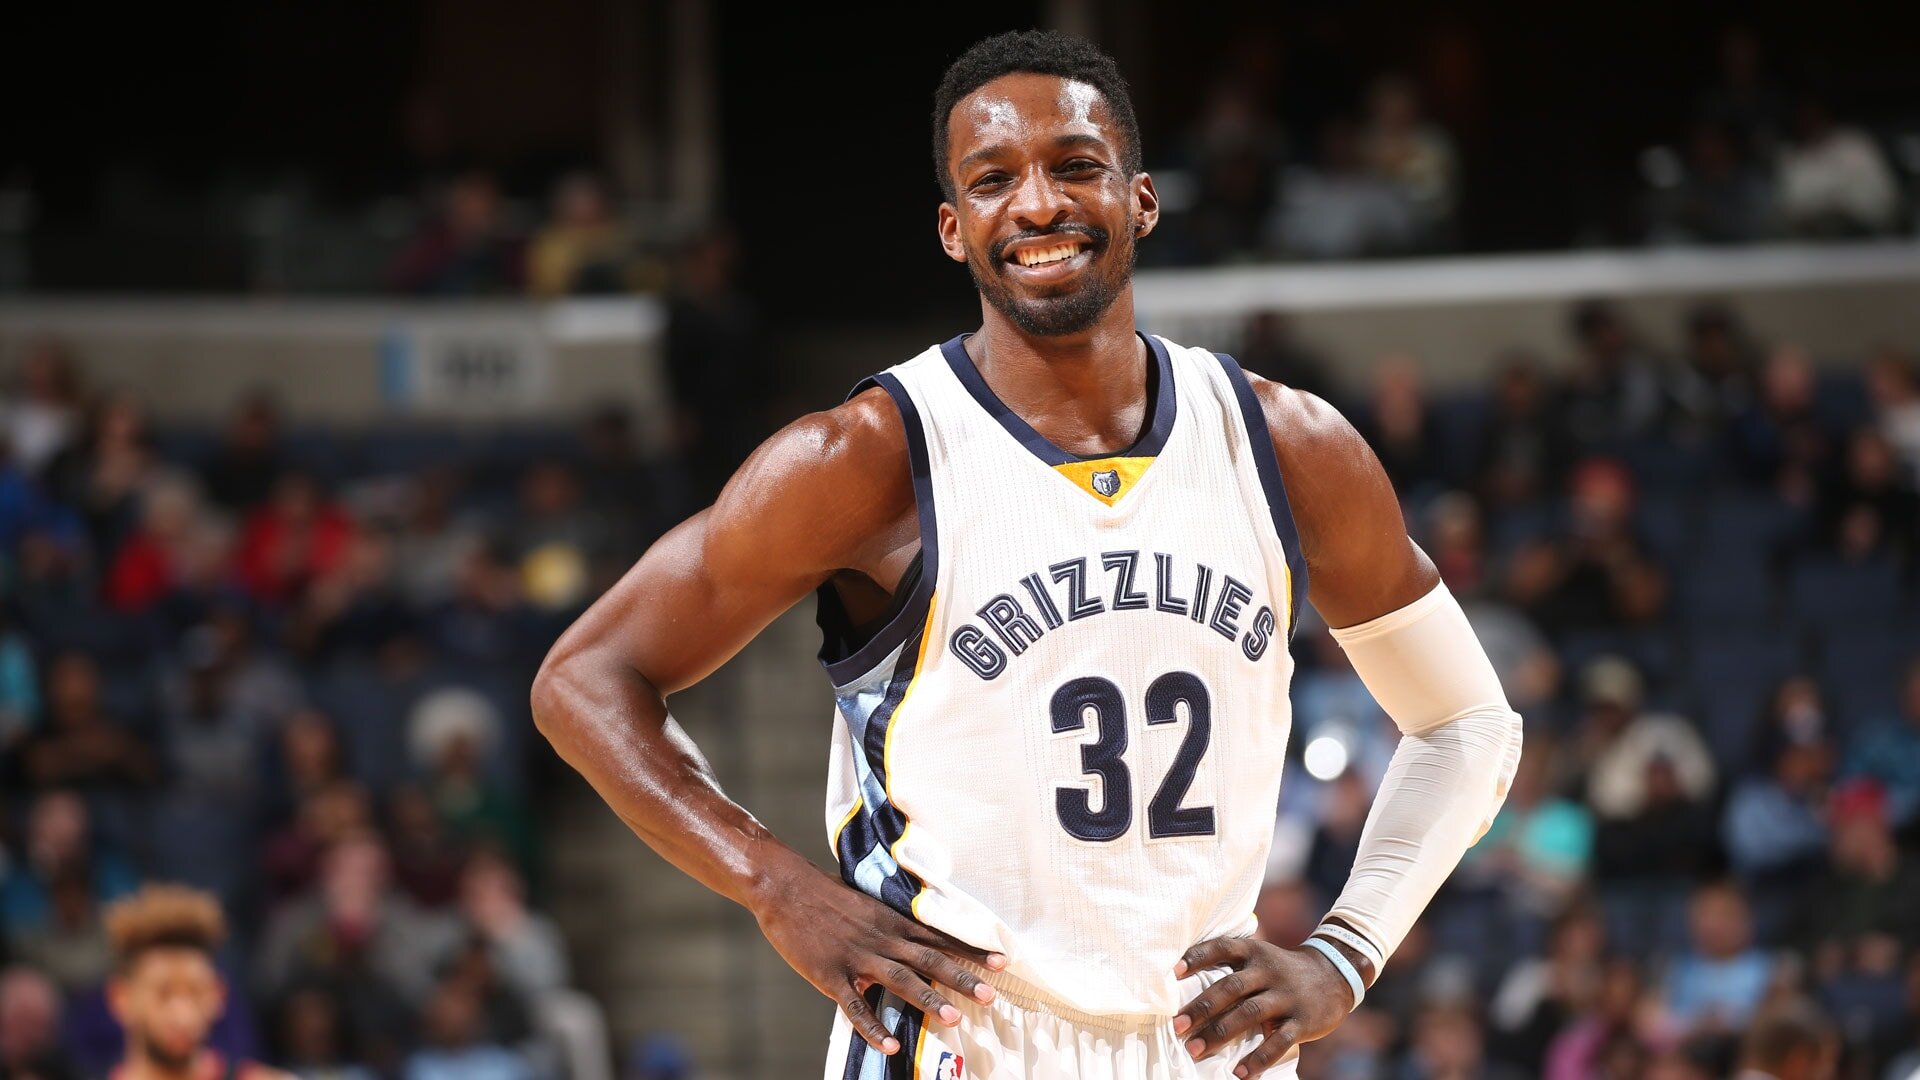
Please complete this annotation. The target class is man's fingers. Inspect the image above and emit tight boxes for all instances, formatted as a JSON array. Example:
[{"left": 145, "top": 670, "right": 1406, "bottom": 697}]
[
  {"left": 900, "top": 921, "right": 1010, "bottom": 975},
  {"left": 869, "top": 958, "right": 963, "bottom": 1027},
  {"left": 840, "top": 987, "right": 900, "bottom": 1055},
  {"left": 1184, "top": 992, "right": 1283, "bottom": 1062},
  {"left": 1172, "top": 970, "right": 1250, "bottom": 1036},
  {"left": 892, "top": 940, "right": 997, "bottom": 1005},
  {"left": 1234, "top": 1019, "right": 1304, "bottom": 1078},
  {"left": 1175, "top": 935, "right": 1250, "bottom": 977}
]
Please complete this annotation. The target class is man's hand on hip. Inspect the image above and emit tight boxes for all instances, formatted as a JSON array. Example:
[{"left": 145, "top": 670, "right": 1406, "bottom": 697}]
[{"left": 1173, "top": 934, "right": 1369, "bottom": 1077}]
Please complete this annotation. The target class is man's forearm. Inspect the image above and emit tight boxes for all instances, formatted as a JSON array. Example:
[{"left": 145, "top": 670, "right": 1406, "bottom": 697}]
[
  {"left": 531, "top": 649, "right": 807, "bottom": 910},
  {"left": 1321, "top": 582, "right": 1524, "bottom": 965}
]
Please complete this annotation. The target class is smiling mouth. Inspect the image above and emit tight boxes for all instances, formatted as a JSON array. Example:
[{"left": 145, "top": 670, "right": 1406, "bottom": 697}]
[{"left": 1008, "top": 238, "right": 1091, "bottom": 268}]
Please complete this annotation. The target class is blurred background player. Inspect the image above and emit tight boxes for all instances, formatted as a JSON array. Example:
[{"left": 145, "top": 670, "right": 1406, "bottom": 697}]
[{"left": 102, "top": 884, "right": 289, "bottom": 1080}]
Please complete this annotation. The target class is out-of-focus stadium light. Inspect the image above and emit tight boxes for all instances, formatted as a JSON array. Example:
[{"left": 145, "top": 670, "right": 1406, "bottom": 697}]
[{"left": 1304, "top": 733, "right": 1351, "bottom": 782}]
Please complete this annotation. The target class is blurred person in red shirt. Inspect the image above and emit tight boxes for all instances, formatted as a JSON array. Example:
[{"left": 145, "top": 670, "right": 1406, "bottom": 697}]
[
  {"left": 235, "top": 473, "right": 354, "bottom": 606},
  {"left": 388, "top": 172, "right": 524, "bottom": 297},
  {"left": 102, "top": 885, "right": 289, "bottom": 1080}
]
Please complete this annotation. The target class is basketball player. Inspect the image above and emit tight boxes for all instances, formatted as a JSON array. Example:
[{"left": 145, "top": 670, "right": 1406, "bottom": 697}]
[
  {"left": 103, "top": 885, "right": 289, "bottom": 1080},
  {"left": 533, "top": 30, "right": 1522, "bottom": 1078}
]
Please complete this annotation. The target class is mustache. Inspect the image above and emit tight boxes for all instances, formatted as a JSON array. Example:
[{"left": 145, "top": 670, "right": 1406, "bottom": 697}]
[{"left": 989, "top": 223, "right": 1111, "bottom": 265}]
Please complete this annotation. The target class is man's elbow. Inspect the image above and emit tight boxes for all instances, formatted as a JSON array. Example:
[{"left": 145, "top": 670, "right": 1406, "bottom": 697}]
[{"left": 529, "top": 645, "right": 582, "bottom": 745}]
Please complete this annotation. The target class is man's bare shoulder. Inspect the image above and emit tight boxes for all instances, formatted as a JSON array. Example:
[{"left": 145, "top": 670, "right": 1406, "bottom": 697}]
[
  {"left": 1243, "top": 373, "right": 1373, "bottom": 482},
  {"left": 707, "top": 384, "right": 914, "bottom": 577}
]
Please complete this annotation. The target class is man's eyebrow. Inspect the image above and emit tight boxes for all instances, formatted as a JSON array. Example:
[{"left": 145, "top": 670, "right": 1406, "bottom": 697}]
[{"left": 957, "top": 133, "right": 1113, "bottom": 174}]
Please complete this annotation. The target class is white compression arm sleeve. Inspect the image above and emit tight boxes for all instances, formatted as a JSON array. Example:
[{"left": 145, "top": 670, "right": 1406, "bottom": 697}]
[{"left": 1321, "top": 581, "right": 1523, "bottom": 967}]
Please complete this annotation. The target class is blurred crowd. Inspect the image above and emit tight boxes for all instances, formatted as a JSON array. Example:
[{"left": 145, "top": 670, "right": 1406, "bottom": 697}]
[
  {"left": 1250, "top": 302, "right": 1920, "bottom": 1079},
  {"left": 0, "top": 340, "right": 688, "bottom": 1079},
  {"left": 1150, "top": 27, "right": 1915, "bottom": 265}
]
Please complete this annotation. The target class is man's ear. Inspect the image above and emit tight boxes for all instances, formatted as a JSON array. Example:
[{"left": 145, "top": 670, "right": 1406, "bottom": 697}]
[
  {"left": 937, "top": 202, "right": 967, "bottom": 264},
  {"left": 1132, "top": 172, "right": 1161, "bottom": 239},
  {"left": 107, "top": 976, "right": 130, "bottom": 1025}
]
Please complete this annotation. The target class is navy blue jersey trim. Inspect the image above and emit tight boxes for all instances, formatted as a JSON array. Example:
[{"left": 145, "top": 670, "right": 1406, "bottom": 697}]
[
  {"left": 816, "top": 371, "right": 939, "bottom": 686},
  {"left": 1211, "top": 352, "right": 1310, "bottom": 637},
  {"left": 939, "top": 331, "right": 1177, "bottom": 466},
  {"left": 832, "top": 633, "right": 928, "bottom": 916}
]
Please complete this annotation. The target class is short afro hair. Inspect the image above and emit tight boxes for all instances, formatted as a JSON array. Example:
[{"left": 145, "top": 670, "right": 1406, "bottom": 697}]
[
  {"left": 105, "top": 884, "right": 227, "bottom": 970},
  {"left": 931, "top": 30, "right": 1142, "bottom": 201}
]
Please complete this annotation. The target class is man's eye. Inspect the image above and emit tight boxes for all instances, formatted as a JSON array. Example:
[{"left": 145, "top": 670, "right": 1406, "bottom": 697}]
[
  {"left": 972, "top": 173, "right": 1010, "bottom": 190},
  {"left": 1060, "top": 159, "right": 1102, "bottom": 174}
]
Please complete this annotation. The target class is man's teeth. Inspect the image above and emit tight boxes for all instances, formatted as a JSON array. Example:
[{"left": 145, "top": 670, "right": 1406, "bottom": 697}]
[{"left": 1016, "top": 244, "right": 1084, "bottom": 267}]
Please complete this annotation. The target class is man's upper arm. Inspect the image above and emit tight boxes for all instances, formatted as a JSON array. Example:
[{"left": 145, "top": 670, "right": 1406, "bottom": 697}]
[
  {"left": 1249, "top": 375, "right": 1438, "bottom": 629},
  {"left": 542, "top": 388, "right": 912, "bottom": 696}
]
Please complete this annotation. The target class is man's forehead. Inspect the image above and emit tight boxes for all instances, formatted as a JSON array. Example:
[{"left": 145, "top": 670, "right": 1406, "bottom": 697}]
[{"left": 952, "top": 72, "right": 1113, "bottom": 146}]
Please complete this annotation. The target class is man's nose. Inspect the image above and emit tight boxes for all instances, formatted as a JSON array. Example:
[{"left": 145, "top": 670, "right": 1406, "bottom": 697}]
[{"left": 1007, "top": 166, "right": 1071, "bottom": 231}]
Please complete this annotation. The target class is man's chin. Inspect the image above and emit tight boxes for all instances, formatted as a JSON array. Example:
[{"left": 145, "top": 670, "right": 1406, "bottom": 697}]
[{"left": 147, "top": 1040, "right": 201, "bottom": 1071}]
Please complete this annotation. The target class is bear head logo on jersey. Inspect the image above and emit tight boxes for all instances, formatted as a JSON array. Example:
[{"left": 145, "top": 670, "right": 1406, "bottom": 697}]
[
  {"left": 1091, "top": 468, "right": 1121, "bottom": 498},
  {"left": 935, "top": 1051, "right": 964, "bottom": 1079}
]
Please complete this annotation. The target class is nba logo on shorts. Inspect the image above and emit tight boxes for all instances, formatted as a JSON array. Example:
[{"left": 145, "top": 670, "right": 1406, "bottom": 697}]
[
  {"left": 935, "top": 1050, "right": 964, "bottom": 1079},
  {"left": 1091, "top": 469, "right": 1121, "bottom": 497}
]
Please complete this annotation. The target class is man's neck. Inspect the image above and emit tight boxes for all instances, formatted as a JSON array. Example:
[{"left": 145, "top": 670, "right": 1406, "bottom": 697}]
[
  {"left": 121, "top": 1048, "right": 207, "bottom": 1080},
  {"left": 967, "top": 293, "right": 1149, "bottom": 453}
]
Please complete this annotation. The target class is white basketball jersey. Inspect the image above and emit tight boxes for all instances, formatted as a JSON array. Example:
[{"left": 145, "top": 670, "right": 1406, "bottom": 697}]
[{"left": 816, "top": 333, "right": 1306, "bottom": 1019}]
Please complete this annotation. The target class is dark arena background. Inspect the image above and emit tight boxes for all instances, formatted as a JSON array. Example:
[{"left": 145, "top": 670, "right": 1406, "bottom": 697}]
[{"left": 3, "top": 2, "right": 1920, "bottom": 1078}]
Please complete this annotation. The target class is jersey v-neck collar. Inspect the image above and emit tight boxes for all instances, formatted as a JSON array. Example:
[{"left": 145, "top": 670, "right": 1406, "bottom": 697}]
[{"left": 939, "top": 331, "right": 1178, "bottom": 468}]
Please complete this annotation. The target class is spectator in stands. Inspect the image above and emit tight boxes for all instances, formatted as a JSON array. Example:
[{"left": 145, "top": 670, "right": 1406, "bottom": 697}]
[
  {"left": 0, "top": 608, "right": 40, "bottom": 754},
  {"left": 1474, "top": 356, "right": 1572, "bottom": 511},
  {"left": 403, "top": 975, "right": 530, "bottom": 1080},
  {"left": 1882, "top": 956, "right": 1920, "bottom": 1080},
  {"left": 1813, "top": 428, "right": 1916, "bottom": 561},
  {"left": 1668, "top": 303, "right": 1757, "bottom": 439},
  {"left": 1776, "top": 97, "right": 1901, "bottom": 238},
  {"left": 264, "top": 709, "right": 349, "bottom": 829},
  {"left": 426, "top": 544, "right": 534, "bottom": 668},
  {"left": 1544, "top": 956, "right": 1657, "bottom": 1080},
  {"left": 386, "top": 786, "right": 465, "bottom": 909},
  {"left": 1397, "top": 1001, "right": 1524, "bottom": 1080},
  {"left": 45, "top": 393, "right": 172, "bottom": 558},
  {"left": 262, "top": 782, "right": 373, "bottom": 907},
  {"left": 8, "top": 866, "right": 113, "bottom": 995},
  {"left": 391, "top": 468, "right": 482, "bottom": 609},
  {"left": 157, "top": 614, "right": 303, "bottom": 803},
  {"left": 271, "top": 986, "right": 377, "bottom": 1080},
  {"left": 1649, "top": 120, "right": 1778, "bottom": 246},
  {"left": 456, "top": 851, "right": 566, "bottom": 1002},
  {"left": 665, "top": 225, "right": 763, "bottom": 501},
  {"left": 0, "top": 964, "right": 78, "bottom": 1080},
  {"left": 1361, "top": 355, "right": 1441, "bottom": 495},
  {"left": 409, "top": 689, "right": 530, "bottom": 873},
  {"left": 505, "top": 462, "right": 607, "bottom": 612},
  {"left": 103, "top": 476, "right": 208, "bottom": 613},
  {"left": 1505, "top": 460, "right": 1669, "bottom": 637},
  {"left": 1662, "top": 881, "right": 1777, "bottom": 1032},
  {"left": 11, "top": 653, "right": 158, "bottom": 792},
  {"left": 1864, "top": 346, "right": 1920, "bottom": 487},
  {"left": 1359, "top": 75, "right": 1459, "bottom": 248},
  {"left": 1269, "top": 116, "right": 1419, "bottom": 259},
  {"left": 288, "top": 531, "right": 415, "bottom": 662},
  {"left": 526, "top": 173, "right": 637, "bottom": 298},
  {"left": 235, "top": 472, "right": 356, "bottom": 607},
  {"left": 1694, "top": 27, "right": 1789, "bottom": 157},
  {"left": 1732, "top": 344, "right": 1835, "bottom": 504},
  {"left": 1238, "top": 311, "right": 1335, "bottom": 406},
  {"left": 1736, "top": 998, "right": 1837, "bottom": 1080},
  {"left": 3, "top": 338, "right": 83, "bottom": 480},
  {"left": 1724, "top": 704, "right": 1833, "bottom": 881},
  {"left": 2, "top": 791, "right": 137, "bottom": 940},
  {"left": 1490, "top": 905, "right": 1607, "bottom": 1074},
  {"left": 201, "top": 394, "right": 287, "bottom": 512},
  {"left": 1801, "top": 782, "right": 1920, "bottom": 963},
  {"left": 1562, "top": 300, "right": 1667, "bottom": 450},
  {"left": 1424, "top": 494, "right": 1562, "bottom": 712},
  {"left": 1173, "top": 69, "right": 1285, "bottom": 266},
  {"left": 388, "top": 172, "right": 524, "bottom": 296},
  {"left": 1843, "top": 660, "right": 1920, "bottom": 828}
]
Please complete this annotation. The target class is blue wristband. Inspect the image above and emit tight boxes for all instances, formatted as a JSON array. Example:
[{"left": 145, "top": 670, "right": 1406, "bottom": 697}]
[{"left": 1301, "top": 935, "right": 1365, "bottom": 1012}]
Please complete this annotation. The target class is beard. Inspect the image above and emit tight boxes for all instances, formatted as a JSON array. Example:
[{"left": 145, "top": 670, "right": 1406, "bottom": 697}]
[
  {"left": 132, "top": 1025, "right": 200, "bottom": 1073},
  {"left": 967, "top": 218, "right": 1135, "bottom": 337}
]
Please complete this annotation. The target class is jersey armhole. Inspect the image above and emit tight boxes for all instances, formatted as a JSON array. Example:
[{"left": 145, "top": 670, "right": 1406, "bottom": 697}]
[
  {"left": 815, "top": 371, "right": 939, "bottom": 686},
  {"left": 1209, "top": 352, "right": 1310, "bottom": 638}
]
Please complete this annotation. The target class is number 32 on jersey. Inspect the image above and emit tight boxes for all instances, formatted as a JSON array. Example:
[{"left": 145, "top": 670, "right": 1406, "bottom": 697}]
[{"left": 1048, "top": 671, "right": 1216, "bottom": 842}]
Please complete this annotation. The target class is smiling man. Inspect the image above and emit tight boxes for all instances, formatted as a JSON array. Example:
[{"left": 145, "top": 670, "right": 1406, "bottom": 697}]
[{"left": 533, "top": 29, "right": 1522, "bottom": 1079}]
